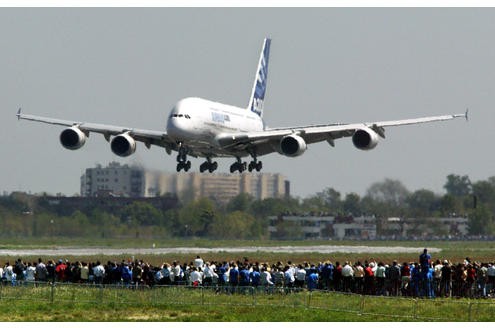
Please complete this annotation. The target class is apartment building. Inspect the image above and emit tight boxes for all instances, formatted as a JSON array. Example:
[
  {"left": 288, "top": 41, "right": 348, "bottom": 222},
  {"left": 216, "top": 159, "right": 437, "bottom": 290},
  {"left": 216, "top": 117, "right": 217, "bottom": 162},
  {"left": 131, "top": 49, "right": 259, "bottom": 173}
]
[{"left": 80, "top": 162, "right": 289, "bottom": 202}]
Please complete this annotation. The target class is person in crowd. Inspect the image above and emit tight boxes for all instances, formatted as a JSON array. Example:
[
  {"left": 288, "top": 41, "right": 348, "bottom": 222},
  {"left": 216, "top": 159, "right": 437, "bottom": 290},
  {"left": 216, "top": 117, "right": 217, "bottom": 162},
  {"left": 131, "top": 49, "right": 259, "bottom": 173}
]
[
  {"left": 375, "top": 262, "right": 386, "bottom": 295},
  {"left": 333, "top": 261, "right": 343, "bottom": 292},
  {"left": 387, "top": 260, "right": 401, "bottom": 297},
  {"left": 353, "top": 261, "right": 365, "bottom": 294},
  {"left": 341, "top": 261, "right": 354, "bottom": 293},
  {"left": 295, "top": 264, "right": 306, "bottom": 289},
  {"left": 189, "top": 267, "right": 203, "bottom": 287},
  {"left": 400, "top": 262, "right": 411, "bottom": 296},
  {"left": 363, "top": 262, "right": 375, "bottom": 295},
  {"left": 307, "top": 266, "right": 319, "bottom": 292},
  {"left": 433, "top": 259, "right": 443, "bottom": 297},
  {"left": 35, "top": 258, "right": 48, "bottom": 283},
  {"left": 194, "top": 255, "right": 204, "bottom": 270},
  {"left": 229, "top": 262, "right": 239, "bottom": 293},
  {"left": 440, "top": 260, "right": 452, "bottom": 297},
  {"left": 92, "top": 261, "right": 105, "bottom": 285},
  {"left": 250, "top": 266, "right": 261, "bottom": 289},
  {"left": 80, "top": 262, "right": 89, "bottom": 283},
  {"left": 24, "top": 262, "right": 36, "bottom": 284},
  {"left": 55, "top": 259, "right": 67, "bottom": 283}
]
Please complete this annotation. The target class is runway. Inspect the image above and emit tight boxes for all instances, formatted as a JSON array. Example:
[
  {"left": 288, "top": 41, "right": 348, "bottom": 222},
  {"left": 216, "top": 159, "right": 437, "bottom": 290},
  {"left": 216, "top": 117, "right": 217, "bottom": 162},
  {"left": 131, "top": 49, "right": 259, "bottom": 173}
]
[{"left": 0, "top": 245, "right": 441, "bottom": 257}]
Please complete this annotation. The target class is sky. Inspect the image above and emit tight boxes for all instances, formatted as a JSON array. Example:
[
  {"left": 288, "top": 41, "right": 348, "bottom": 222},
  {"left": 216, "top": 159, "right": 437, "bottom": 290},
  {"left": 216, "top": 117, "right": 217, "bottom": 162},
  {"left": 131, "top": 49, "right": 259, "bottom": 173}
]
[{"left": 1, "top": 7, "right": 493, "bottom": 199}]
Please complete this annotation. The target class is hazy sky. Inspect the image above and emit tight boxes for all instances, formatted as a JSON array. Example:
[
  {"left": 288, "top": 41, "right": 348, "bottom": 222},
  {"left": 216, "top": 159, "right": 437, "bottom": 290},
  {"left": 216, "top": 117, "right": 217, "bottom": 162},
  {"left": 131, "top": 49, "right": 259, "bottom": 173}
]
[{"left": 1, "top": 8, "right": 493, "bottom": 198}]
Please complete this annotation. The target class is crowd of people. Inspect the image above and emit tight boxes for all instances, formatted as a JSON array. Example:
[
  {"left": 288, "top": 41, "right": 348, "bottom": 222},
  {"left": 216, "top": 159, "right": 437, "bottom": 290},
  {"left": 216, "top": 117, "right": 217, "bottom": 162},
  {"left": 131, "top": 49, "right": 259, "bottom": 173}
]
[{"left": 1, "top": 249, "right": 495, "bottom": 299}]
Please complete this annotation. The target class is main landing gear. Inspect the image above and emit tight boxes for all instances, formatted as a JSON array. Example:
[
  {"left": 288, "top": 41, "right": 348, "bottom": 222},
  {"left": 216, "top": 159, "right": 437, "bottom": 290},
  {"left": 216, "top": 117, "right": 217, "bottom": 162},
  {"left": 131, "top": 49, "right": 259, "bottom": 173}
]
[
  {"left": 230, "top": 156, "right": 262, "bottom": 173},
  {"left": 200, "top": 158, "right": 218, "bottom": 173},
  {"left": 247, "top": 154, "right": 262, "bottom": 172},
  {"left": 176, "top": 144, "right": 191, "bottom": 172},
  {"left": 230, "top": 157, "right": 247, "bottom": 173}
]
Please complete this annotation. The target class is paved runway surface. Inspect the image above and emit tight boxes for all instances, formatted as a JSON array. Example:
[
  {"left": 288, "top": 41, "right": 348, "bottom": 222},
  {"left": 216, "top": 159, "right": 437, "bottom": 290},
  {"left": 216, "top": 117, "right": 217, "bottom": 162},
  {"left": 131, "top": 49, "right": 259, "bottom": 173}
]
[{"left": 0, "top": 245, "right": 441, "bottom": 257}]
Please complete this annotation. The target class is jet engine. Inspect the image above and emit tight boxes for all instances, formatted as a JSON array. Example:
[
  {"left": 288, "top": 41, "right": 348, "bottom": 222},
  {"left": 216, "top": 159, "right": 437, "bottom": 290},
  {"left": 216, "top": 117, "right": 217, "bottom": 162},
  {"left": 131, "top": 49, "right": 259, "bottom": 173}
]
[
  {"left": 352, "top": 127, "right": 379, "bottom": 150},
  {"left": 59, "top": 127, "right": 87, "bottom": 150},
  {"left": 111, "top": 133, "right": 136, "bottom": 157},
  {"left": 279, "top": 134, "right": 307, "bottom": 157}
]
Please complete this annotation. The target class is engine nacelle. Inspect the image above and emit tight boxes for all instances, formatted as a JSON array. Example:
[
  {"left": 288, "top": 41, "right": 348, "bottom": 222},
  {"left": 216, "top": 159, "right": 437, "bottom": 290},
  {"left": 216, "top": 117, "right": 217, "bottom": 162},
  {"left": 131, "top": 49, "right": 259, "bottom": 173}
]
[
  {"left": 352, "top": 127, "right": 379, "bottom": 150},
  {"left": 59, "top": 127, "right": 87, "bottom": 150},
  {"left": 279, "top": 134, "right": 307, "bottom": 157},
  {"left": 111, "top": 133, "right": 136, "bottom": 157}
]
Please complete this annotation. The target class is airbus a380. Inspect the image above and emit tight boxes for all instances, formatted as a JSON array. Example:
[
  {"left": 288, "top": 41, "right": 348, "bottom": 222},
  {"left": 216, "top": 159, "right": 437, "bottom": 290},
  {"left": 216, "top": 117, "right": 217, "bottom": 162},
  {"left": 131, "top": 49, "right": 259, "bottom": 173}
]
[{"left": 17, "top": 38, "right": 468, "bottom": 173}]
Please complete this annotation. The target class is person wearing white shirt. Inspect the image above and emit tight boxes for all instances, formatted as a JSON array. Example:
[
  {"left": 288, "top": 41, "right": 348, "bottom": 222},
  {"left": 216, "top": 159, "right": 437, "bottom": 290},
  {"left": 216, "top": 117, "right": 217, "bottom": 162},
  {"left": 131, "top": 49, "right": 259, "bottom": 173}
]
[
  {"left": 295, "top": 265, "right": 306, "bottom": 289},
  {"left": 194, "top": 256, "right": 204, "bottom": 270},
  {"left": 342, "top": 262, "right": 354, "bottom": 292},
  {"left": 4, "top": 262, "right": 13, "bottom": 284},
  {"left": 25, "top": 263, "right": 36, "bottom": 283},
  {"left": 190, "top": 267, "right": 203, "bottom": 286}
]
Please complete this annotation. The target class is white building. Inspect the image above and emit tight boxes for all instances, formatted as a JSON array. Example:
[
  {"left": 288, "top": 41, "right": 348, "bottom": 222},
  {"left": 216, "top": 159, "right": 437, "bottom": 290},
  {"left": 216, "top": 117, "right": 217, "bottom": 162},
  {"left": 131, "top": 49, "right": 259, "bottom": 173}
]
[{"left": 268, "top": 215, "right": 377, "bottom": 240}]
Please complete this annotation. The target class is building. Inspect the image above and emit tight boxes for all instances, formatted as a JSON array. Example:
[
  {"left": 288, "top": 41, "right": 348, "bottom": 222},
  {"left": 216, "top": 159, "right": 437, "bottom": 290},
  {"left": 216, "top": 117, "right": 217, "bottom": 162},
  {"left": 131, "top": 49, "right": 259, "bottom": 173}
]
[
  {"left": 268, "top": 215, "right": 377, "bottom": 240},
  {"left": 81, "top": 162, "right": 290, "bottom": 202}
]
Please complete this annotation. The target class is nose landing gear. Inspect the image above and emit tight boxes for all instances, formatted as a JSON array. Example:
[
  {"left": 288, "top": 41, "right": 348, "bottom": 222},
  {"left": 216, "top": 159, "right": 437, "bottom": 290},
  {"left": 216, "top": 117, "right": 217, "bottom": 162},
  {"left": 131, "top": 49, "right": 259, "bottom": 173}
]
[{"left": 176, "top": 143, "right": 191, "bottom": 172}]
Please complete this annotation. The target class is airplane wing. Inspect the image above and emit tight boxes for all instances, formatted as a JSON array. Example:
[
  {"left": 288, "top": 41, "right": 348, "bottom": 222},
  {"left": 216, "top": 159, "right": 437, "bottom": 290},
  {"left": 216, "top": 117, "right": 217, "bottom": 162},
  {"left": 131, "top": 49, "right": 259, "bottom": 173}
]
[
  {"left": 216, "top": 111, "right": 468, "bottom": 155},
  {"left": 16, "top": 109, "right": 178, "bottom": 153}
]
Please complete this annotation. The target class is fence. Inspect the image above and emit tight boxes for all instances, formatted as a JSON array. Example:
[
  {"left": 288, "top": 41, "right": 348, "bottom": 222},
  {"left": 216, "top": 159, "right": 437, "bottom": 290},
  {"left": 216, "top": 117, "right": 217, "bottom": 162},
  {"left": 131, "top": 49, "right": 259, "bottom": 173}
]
[{"left": 1, "top": 282, "right": 494, "bottom": 321}]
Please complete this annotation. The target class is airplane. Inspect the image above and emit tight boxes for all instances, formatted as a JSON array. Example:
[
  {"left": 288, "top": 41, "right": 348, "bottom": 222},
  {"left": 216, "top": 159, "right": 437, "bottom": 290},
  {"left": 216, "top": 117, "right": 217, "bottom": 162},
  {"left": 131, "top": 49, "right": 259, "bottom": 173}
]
[{"left": 17, "top": 38, "right": 468, "bottom": 174}]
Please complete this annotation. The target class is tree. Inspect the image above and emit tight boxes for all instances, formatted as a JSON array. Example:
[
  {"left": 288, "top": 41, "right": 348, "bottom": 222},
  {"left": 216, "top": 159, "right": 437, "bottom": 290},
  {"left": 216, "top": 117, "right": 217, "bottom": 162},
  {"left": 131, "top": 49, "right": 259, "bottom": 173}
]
[
  {"left": 226, "top": 193, "right": 254, "bottom": 213},
  {"left": 121, "top": 201, "right": 164, "bottom": 226},
  {"left": 364, "top": 179, "right": 410, "bottom": 217},
  {"left": 472, "top": 180, "right": 495, "bottom": 211},
  {"left": 444, "top": 174, "right": 472, "bottom": 197},
  {"left": 366, "top": 179, "right": 410, "bottom": 207},
  {"left": 342, "top": 193, "right": 362, "bottom": 216},
  {"left": 177, "top": 197, "right": 218, "bottom": 237},
  {"left": 406, "top": 189, "right": 440, "bottom": 218},
  {"left": 316, "top": 187, "right": 342, "bottom": 213},
  {"left": 209, "top": 211, "right": 256, "bottom": 239},
  {"left": 468, "top": 204, "right": 495, "bottom": 236}
]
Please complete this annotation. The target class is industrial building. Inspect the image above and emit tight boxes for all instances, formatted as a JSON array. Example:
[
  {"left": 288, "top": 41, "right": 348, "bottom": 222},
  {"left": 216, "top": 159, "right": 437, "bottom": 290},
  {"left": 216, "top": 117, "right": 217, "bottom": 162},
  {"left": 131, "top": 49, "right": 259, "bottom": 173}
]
[{"left": 80, "top": 162, "right": 289, "bottom": 202}]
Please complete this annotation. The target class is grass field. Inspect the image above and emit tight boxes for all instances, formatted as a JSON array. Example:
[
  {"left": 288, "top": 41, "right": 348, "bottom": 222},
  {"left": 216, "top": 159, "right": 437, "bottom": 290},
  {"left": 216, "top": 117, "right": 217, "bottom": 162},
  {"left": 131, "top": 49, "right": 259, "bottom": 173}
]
[{"left": 1, "top": 283, "right": 494, "bottom": 321}]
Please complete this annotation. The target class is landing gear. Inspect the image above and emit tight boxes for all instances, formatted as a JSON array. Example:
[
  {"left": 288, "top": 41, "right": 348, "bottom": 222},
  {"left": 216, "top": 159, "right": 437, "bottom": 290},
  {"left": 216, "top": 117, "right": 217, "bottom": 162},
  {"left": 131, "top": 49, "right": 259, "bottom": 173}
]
[
  {"left": 176, "top": 143, "right": 191, "bottom": 172},
  {"left": 248, "top": 153, "right": 262, "bottom": 172},
  {"left": 200, "top": 158, "right": 218, "bottom": 173},
  {"left": 248, "top": 160, "right": 262, "bottom": 172},
  {"left": 230, "top": 157, "right": 247, "bottom": 173}
]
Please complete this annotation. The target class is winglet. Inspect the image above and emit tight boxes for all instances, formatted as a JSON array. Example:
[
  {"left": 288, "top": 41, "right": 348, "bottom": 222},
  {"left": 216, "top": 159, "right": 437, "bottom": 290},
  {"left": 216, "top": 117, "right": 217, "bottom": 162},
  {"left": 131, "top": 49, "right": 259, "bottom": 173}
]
[
  {"left": 16, "top": 108, "right": 22, "bottom": 120},
  {"left": 452, "top": 108, "right": 469, "bottom": 122}
]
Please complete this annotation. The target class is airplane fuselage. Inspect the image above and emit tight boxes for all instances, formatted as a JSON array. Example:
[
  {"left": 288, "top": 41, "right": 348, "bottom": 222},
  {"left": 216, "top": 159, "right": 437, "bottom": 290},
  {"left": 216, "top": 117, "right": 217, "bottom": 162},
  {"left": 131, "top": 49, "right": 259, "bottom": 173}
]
[{"left": 166, "top": 97, "right": 264, "bottom": 153}]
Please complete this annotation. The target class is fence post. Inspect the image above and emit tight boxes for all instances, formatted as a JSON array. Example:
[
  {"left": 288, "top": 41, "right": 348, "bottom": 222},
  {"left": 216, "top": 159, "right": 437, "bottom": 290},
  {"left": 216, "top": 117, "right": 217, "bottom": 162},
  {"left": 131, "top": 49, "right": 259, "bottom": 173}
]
[
  {"left": 307, "top": 291, "right": 311, "bottom": 308},
  {"left": 413, "top": 298, "right": 417, "bottom": 320},
  {"left": 468, "top": 302, "right": 472, "bottom": 321},
  {"left": 201, "top": 286, "right": 204, "bottom": 306},
  {"left": 50, "top": 283, "right": 55, "bottom": 304},
  {"left": 359, "top": 295, "right": 365, "bottom": 315},
  {"left": 252, "top": 287, "right": 256, "bottom": 306}
]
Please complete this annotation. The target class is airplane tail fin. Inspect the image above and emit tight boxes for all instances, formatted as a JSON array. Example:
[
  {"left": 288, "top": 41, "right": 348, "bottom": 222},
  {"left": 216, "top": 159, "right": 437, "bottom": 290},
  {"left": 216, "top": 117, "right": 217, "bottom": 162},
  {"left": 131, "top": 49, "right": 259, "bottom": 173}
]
[{"left": 247, "top": 38, "right": 271, "bottom": 118}]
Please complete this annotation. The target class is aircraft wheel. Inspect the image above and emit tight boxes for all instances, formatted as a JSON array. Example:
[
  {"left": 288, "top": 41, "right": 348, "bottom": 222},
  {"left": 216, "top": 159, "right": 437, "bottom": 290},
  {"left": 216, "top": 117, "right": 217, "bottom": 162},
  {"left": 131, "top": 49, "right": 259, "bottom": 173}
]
[{"left": 256, "top": 161, "right": 262, "bottom": 171}]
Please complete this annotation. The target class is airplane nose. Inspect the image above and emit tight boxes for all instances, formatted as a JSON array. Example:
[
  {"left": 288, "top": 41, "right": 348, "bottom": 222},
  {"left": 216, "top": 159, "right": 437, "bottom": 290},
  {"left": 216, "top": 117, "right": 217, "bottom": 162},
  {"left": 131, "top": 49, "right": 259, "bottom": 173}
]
[{"left": 167, "top": 115, "right": 189, "bottom": 139}]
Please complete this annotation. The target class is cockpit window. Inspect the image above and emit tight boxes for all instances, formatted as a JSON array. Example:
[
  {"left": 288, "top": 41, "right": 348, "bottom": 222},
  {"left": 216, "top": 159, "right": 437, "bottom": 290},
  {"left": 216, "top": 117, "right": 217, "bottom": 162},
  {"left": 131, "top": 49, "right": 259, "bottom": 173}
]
[{"left": 170, "top": 113, "right": 191, "bottom": 119}]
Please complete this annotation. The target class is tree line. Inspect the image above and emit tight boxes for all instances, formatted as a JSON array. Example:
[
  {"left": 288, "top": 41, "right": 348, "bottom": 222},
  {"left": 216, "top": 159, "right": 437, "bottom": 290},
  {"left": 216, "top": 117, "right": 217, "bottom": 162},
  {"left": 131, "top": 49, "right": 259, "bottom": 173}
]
[{"left": 0, "top": 174, "right": 494, "bottom": 239}]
